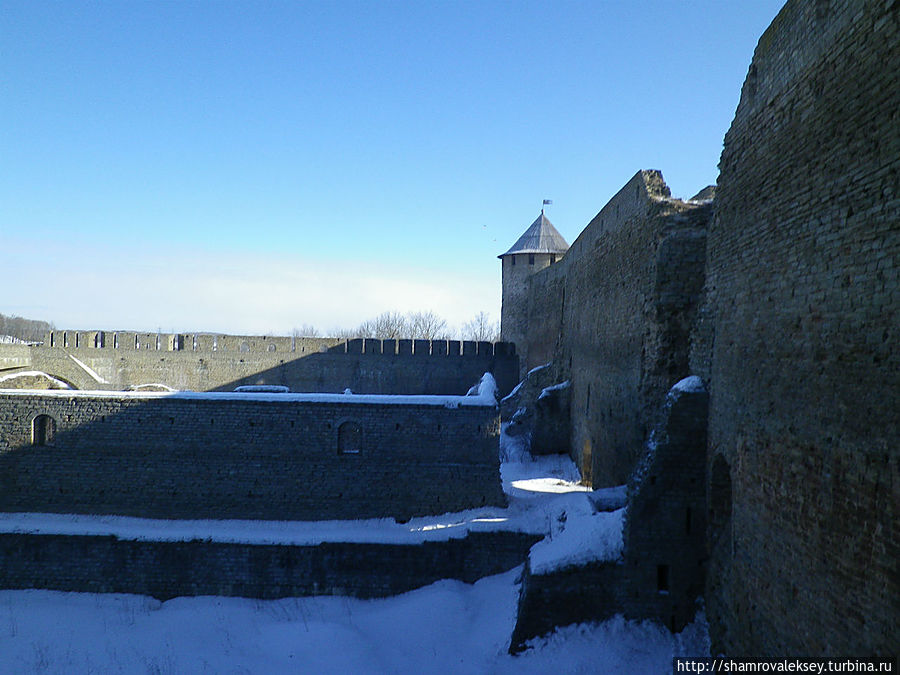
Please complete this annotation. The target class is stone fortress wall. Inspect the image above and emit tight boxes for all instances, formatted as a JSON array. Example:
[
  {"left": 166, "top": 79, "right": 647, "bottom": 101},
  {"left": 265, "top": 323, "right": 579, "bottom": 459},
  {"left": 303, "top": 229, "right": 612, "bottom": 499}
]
[
  {"left": 0, "top": 389, "right": 504, "bottom": 522},
  {"left": 0, "top": 331, "right": 518, "bottom": 397},
  {"left": 701, "top": 0, "right": 898, "bottom": 657},
  {"left": 0, "top": 531, "right": 540, "bottom": 602},
  {"left": 515, "top": 170, "right": 711, "bottom": 487},
  {"left": 0, "top": 338, "right": 516, "bottom": 603},
  {"left": 0, "top": 0, "right": 895, "bottom": 657},
  {"left": 505, "top": 0, "right": 897, "bottom": 657}
]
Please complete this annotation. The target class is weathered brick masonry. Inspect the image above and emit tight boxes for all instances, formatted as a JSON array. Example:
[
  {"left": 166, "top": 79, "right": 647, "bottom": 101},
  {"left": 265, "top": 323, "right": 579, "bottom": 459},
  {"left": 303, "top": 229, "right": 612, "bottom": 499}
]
[
  {"left": 501, "top": 0, "right": 897, "bottom": 656},
  {"left": 0, "top": 334, "right": 519, "bottom": 397},
  {"left": 515, "top": 171, "right": 710, "bottom": 486},
  {"left": 703, "top": 0, "right": 898, "bottom": 657},
  {"left": 507, "top": 379, "right": 709, "bottom": 650},
  {"left": 621, "top": 381, "right": 708, "bottom": 632},
  {"left": 0, "top": 391, "right": 504, "bottom": 521},
  {"left": 0, "top": 531, "right": 540, "bottom": 601}
]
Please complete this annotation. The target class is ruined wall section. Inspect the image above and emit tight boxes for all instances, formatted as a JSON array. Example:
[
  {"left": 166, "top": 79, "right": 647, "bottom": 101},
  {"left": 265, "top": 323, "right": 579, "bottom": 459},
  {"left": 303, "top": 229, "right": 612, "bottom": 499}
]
[
  {"left": 0, "top": 531, "right": 539, "bottom": 601},
  {"left": 0, "top": 391, "right": 504, "bottom": 522},
  {"left": 522, "top": 171, "right": 710, "bottom": 486},
  {"left": 622, "top": 379, "right": 708, "bottom": 632},
  {"left": 705, "top": 0, "right": 898, "bottom": 656},
  {"left": 5, "top": 335, "right": 518, "bottom": 397}
]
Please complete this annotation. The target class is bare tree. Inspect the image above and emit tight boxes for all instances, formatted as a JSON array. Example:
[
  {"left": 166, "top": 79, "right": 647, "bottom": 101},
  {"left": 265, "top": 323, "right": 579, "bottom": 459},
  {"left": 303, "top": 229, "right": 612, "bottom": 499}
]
[
  {"left": 331, "top": 326, "right": 363, "bottom": 339},
  {"left": 333, "top": 310, "right": 454, "bottom": 340},
  {"left": 290, "top": 324, "right": 320, "bottom": 338},
  {"left": 408, "top": 310, "right": 448, "bottom": 340},
  {"left": 462, "top": 311, "right": 500, "bottom": 342},
  {"left": 370, "top": 311, "right": 409, "bottom": 339}
]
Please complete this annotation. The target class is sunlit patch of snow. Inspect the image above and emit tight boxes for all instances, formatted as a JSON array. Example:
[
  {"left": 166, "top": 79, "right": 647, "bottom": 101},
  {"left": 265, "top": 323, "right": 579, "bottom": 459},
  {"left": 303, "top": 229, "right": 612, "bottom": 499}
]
[
  {"left": 501, "top": 450, "right": 587, "bottom": 500},
  {"left": 509, "top": 477, "right": 592, "bottom": 495}
]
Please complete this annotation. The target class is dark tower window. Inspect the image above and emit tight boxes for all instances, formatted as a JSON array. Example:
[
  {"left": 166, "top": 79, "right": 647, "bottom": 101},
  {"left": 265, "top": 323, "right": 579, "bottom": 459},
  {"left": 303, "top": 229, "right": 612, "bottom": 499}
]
[
  {"left": 550, "top": 254, "right": 556, "bottom": 264},
  {"left": 528, "top": 254, "right": 535, "bottom": 265},
  {"left": 657, "top": 564, "right": 669, "bottom": 593},
  {"left": 32, "top": 415, "right": 56, "bottom": 446},
  {"left": 511, "top": 255, "right": 516, "bottom": 266},
  {"left": 338, "top": 421, "right": 362, "bottom": 455}
]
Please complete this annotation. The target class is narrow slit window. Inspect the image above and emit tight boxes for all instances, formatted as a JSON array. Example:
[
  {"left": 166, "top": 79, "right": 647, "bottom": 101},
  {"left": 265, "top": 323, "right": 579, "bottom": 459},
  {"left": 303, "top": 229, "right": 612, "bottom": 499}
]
[{"left": 657, "top": 565, "right": 669, "bottom": 593}]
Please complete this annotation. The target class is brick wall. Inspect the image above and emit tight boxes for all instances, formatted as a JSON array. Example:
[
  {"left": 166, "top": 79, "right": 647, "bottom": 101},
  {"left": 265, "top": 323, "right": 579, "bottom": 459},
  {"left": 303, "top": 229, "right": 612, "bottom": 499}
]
[
  {"left": 622, "top": 382, "right": 708, "bottom": 632},
  {"left": 517, "top": 171, "right": 711, "bottom": 486},
  {"left": 705, "top": 0, "right": 898, "bottom": 656},
  {"left": 0, "top": 531, "right": 540, "bottom": 601},
  {"left": 502, "top": 253, "right": 559, "bottom": 361},
  {"left": 2, "top": 335, "right": 519, "bottom": 397},
  {"left": 522, "top": 259, "right": 567, "bottom": 375},
  {"left": 0, "top": 391, "right": 505, "bottom": 521}
]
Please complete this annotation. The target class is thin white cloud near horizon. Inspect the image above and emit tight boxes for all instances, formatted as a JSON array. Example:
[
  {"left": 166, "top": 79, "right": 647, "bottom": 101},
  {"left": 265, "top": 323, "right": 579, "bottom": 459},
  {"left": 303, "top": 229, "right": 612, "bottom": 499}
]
[{"left": 2, "top": 237, "right": 501, "bottom": 337}]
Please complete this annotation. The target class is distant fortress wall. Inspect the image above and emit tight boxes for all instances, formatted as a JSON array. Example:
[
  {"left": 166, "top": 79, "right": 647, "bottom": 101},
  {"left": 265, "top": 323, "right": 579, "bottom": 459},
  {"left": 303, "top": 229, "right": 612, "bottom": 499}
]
[
  {"left": 0, "top": 389, "right": 505, "bottom": 522},
  {"left": 0, "top": 331, "right": 518, "bottom": 397}
]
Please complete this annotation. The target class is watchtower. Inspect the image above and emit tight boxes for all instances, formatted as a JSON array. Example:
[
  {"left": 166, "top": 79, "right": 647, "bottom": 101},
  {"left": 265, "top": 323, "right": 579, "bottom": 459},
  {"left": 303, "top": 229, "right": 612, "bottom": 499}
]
[{"left": 498, "top": 210, "right": 569, "bottom": 349}]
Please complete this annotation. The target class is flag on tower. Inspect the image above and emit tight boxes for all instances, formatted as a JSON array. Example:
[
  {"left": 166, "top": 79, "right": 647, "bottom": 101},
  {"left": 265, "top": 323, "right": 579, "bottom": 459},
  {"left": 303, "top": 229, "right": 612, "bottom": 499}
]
[{"left": 543, "top": 199, "right": 553, "bottom": 205}]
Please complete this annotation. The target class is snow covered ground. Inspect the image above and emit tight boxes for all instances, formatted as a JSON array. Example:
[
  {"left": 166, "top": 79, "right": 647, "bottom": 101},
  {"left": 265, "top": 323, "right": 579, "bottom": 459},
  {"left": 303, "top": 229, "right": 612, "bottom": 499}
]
[
  {"left": 0, "top": 425, "right": 709, "bottom": 673},
  {"left": 0, "top": 573, "right": 709, "bottom": 674}
]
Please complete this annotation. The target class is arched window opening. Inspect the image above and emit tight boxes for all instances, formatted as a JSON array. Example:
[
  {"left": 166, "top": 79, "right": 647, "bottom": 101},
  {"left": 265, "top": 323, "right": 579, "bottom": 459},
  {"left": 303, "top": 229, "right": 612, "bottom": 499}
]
[
  {"left": 338, "top": 421, "right": 362, "bottom": 455},
  {"left": 240, "top": 341, "right": 250, "bottom": 353},
  {"left": 32, "top": 415, "right": 57, "bottom": 446}
]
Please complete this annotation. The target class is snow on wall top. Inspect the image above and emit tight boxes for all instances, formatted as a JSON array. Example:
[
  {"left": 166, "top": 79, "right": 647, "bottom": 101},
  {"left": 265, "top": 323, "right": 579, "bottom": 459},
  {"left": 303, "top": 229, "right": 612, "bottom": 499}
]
[
  {"left": 528, "top": 502, "right": 625, "bottom": 575},
  {"left": 0, "top": 373, "right": 500, "bottom": 408}
]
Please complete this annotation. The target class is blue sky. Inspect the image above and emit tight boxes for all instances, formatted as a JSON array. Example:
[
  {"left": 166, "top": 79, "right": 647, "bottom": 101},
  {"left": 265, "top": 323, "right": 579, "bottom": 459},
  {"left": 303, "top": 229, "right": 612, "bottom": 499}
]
[{"left": 1, "top": 0, "right": 785, "bottom": 335}]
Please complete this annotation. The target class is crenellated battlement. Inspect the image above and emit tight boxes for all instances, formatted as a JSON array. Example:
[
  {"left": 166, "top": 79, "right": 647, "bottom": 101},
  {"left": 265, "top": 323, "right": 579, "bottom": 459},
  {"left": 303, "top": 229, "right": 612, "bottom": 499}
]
[
  {"left": 0, "top": 330, "right": 519, "bottom": 396},
  {"left": 42, "top": 330, "right": 514, "bottom": 358}
]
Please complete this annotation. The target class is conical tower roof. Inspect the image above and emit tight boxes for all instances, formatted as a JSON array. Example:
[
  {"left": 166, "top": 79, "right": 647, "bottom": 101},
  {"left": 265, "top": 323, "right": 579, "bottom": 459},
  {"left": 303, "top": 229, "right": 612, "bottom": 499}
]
[{"left": 499, "top": 211, "right": 569, "bottom": 258}]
